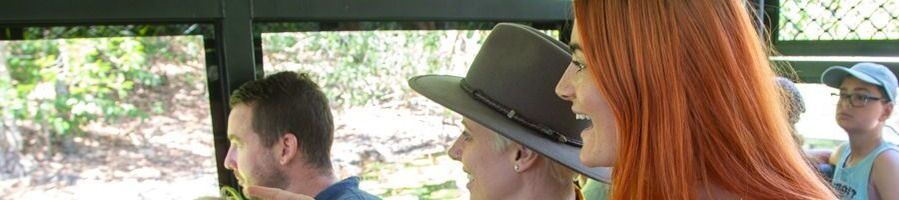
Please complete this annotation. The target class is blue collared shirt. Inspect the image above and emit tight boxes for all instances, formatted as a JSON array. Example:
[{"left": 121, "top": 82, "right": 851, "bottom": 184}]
[{"left": 314, "top": 177, "right": 380, "bottom": 200}]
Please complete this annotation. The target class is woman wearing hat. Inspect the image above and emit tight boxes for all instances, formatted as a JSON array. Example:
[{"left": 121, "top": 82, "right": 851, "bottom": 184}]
[
  {"left": 554, "top": 0, "right": 836, "bottom": 199},
  {"left": 232, "top": 23, "right": 611, "bottom": 200},
  {"left": 409, "top": 23, "right": 611, "bottom": 200},
  {"left": 819, "top": 62, "right": 899, "bottom": 200}
]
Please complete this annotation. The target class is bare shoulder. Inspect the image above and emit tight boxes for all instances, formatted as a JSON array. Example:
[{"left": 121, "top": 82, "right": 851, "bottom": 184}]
[
  {"left": 874, "top": 147, "right": 899, "bottom": 172},
  {"left": 872, "top": 148, "right": 899, "bottom": 199},
  {"left": 828, "top": 143, "right": 848, "bottom": 165}
]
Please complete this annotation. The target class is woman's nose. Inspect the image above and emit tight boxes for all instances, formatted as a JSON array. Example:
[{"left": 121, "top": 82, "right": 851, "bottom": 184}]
[
  {"left": 448, "top": 138, "right": 463, "bottom": 161},
  {"left": 555, "top": 64, "right": 577, "bottom": 101}
]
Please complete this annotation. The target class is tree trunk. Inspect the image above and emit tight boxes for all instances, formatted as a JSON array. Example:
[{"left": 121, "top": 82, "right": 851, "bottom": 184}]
[{"left": 0, "top": 41, "right": 26, "bottom": 179}]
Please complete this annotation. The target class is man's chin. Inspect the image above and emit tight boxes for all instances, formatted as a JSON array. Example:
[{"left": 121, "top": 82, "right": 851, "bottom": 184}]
[{"left": 242, "top": 188, "right": 257, "bottom": 200}]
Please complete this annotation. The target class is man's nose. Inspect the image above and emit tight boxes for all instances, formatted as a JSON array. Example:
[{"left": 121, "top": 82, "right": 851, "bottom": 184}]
[{"left": 224, "top": 147, "right": 237, "bottom": 170}]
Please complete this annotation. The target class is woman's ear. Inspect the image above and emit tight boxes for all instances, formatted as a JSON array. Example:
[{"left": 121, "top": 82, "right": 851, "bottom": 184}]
[{"left": 511, "top": 144, "right": 540, "bottom": 173}]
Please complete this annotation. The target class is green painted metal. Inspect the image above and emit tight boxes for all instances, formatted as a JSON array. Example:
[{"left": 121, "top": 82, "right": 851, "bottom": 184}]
[
  {"left": 0, "top": 0, "right": 222, "bottom": 24},
  {"left": 253, "top": 0, "right": 571, "bottom": 21},
  {"left": 784, "top": 61, "right": 899, "bottom": 83},
  {"left": 776, "top": 40, "right": 899, "bottom": 57}
]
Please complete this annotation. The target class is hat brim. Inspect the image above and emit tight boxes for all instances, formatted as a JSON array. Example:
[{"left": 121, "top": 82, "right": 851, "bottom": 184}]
[
  {"left": 822, "top": 66, "right": 884, "bottom": 88},
  {"left": 409, "top": 74, "right": 612, "bottom": 183}
]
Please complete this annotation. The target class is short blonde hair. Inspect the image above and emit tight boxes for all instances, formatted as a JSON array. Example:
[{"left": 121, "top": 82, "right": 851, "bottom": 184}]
[{"left": 489, "top": 131, "right": 577, "bottom": 186}]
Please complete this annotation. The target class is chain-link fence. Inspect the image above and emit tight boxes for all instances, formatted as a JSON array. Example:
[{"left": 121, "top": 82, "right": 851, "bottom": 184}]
[{"left": 779, "top": 0, "right": 899, "bottom": 40}]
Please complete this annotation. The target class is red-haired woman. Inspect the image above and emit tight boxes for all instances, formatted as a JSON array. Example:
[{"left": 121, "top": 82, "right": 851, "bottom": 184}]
[{"left": 555, "top": 0, "right": 837, "bottom": 199}]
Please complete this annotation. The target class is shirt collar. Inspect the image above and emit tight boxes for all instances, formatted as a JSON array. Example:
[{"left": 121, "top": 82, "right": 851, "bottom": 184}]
[{"left": 314, "top": 176, "right": 361, "bottom": 200}]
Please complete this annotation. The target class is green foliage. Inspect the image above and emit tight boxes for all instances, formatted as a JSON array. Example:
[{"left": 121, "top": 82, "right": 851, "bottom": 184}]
[
  {"left": 21, "top": 24, "right": 212, "bottom": 40},
  {"left": 263, "top": 30, "right": 496, "bottom": 107},
  {"left": 2, "top": 37, "right": 170, "bottom": 140},
  {"left": 380, "top": 180, "right": 458, "bottom": 199},
  {"left": 779, "top": 0, "right": 899, "bottom": 40},
  {"left": 359, "top": 154, "right": 462, "bottom": 200},
  {"left": 803, "top": 138, "right": 844, "bottom": 150}
]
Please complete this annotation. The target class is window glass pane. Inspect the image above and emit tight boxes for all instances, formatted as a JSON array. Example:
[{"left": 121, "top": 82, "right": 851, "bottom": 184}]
[
  {"left": 262, "top": 29, "right": 558, "bottom": 199},
  {"left": 0, "top": 35, "right": 217, "bottom": 199}
]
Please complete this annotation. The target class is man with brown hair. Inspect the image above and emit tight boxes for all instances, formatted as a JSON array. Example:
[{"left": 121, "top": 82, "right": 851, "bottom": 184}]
[{"left": 225, "top": 71, "right": 379, "bottom": 200}]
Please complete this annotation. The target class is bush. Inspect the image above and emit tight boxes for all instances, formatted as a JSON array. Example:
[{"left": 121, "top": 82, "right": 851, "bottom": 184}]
[
  {"left": 2, "top": 37, "right": 169, "bottom": 145},
  {"left": 263, "top": 30, "right": 491, "bottom": 108}
]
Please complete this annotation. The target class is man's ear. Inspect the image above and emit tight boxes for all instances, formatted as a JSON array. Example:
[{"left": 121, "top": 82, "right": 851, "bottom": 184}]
[
  {"left": 276, "top": 133, "right": 299, "bottom": 165},
  {"left": 511, "top": 144, "right": 540, "bottom": 173}
]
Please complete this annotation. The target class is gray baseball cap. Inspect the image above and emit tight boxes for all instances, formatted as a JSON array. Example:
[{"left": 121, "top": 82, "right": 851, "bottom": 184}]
[{"left": 821, "top": 62, "right": 898, "bottom": 102}]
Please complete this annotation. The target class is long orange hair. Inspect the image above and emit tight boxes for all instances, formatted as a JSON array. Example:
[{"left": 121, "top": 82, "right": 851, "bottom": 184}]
[{"left": 573, "top": 0, "right": 835, "bottom": 199}]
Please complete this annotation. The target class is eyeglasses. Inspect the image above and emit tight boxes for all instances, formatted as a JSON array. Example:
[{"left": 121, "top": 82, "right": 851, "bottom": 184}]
[{"left": 831, "top": 93, "right": 887, "bottom": 107}]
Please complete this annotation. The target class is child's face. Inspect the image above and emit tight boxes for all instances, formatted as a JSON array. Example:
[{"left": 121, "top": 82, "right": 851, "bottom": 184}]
[{"left": 835, "top": 77, "right": 894, "bottom": 133}]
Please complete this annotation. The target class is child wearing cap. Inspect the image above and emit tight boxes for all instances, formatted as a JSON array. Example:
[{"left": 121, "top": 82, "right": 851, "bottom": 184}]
[{"left": 821, "top": 62, "right": 899, "bottom": 200}]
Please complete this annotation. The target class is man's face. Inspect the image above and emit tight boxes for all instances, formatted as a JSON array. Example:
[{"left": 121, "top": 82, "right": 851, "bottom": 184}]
[{"left": 224, "top": 104, "right": 286, "bottom": 195}]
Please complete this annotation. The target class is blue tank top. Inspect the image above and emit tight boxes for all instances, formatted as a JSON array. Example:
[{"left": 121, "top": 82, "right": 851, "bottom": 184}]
[{"left": 832, "top": 142, "right": 897, "bottom": 200}]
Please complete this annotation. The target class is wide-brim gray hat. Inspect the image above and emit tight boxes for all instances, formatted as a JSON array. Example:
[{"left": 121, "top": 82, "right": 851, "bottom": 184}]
[
  {"left": 821, "top": 62, "right": 898, "bottom": 102},
  {"left": 408, "top": 23, "right": 611, "bottom": 183}
]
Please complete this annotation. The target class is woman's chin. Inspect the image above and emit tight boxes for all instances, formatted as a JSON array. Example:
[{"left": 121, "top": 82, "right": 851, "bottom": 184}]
[
  {"left": 579, "top": 152, "right": 600, "bottom": 167},
  {"left": 579, "top": 150, "right": 614, "bottom": 167}
]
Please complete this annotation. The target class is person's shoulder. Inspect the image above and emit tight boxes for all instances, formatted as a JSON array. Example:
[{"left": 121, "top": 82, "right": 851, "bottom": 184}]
[
  {"left": 339, "top": 177, "right": 380, "bottom": 200},
  {"left": 872, "top": 148, "right": 899, "bottom": 199},
  {"left": 874, "top": 147, "right": 899, "bottom": 170},
  {"left": 829, "top": 143, "right": 849, "bottom": 165},
  {"left": 334, "top": 189, "right": 381, "bottom": 200},
  {"left": 318, "top": 177, "right": 381, "bottom": 200},
  {"left": 872, "top": 148, "right": 899, "bottom": 180},
  {"left": 836, "top": 142, "right": 848, "bottom": 153}
]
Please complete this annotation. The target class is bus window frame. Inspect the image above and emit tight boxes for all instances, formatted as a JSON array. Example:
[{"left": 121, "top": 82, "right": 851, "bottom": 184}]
[
  {"left": 0, "top": 0, "right": 573, "bottom": 192},
  {"left": 4, "top": 0, "right": 897, "bottom": 194}
]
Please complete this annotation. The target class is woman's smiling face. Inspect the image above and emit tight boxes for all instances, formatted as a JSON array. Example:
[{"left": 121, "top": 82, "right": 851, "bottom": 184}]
[{"left": 554, "top": 24, "right": 619, "bottom": 167}]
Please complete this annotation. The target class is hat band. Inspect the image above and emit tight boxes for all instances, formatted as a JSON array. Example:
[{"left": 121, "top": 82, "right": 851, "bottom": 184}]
[{"left": 460, "top": 79, "right": 583, "bottom": 147}]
